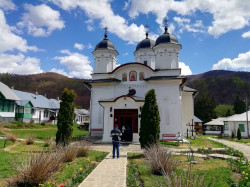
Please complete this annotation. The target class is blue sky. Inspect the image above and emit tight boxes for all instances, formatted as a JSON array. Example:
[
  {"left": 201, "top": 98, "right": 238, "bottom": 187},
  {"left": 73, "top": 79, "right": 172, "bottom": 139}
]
[{"left": 0, "top": 0, "right": 250, "bottom": 78}]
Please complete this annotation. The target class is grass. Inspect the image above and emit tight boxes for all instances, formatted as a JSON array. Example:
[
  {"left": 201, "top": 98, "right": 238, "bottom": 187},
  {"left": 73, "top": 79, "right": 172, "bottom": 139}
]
[
  {"left": 161, "top": 135, "right": 227, "bottom": 149},
  {"left": 127, "top": 153, "right": 238, "bottom": 187},
  {"left": 1, "top": 124, "right": 88, "bottom": 141},
  {"left": 226, "top": 138, "right": 250, "bottom": 144},
  {"left": 10, "top": 142, "right": 45, "bottom": 152},
  {"left": 4, "top": 122, "right": 57, "bottom": 129},
  {"left": 0, "top": 139, "right": 15, "bottom": 149},
  {"left": 53, "top": 151, "right": 108, "bottom": 185},
  {"left": 0, "top": 131, "right": 4, "bottom": 136}
]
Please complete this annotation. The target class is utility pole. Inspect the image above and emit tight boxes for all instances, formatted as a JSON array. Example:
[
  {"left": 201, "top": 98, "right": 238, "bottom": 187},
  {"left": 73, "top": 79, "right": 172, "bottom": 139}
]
[{"left": 246, "top": 97, "right": 250, "bottom": 138}]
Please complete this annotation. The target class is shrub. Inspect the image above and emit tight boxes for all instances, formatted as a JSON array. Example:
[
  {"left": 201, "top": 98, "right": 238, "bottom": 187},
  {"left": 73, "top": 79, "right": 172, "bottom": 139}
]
[
  {"left": 76, "top": 141, "right": 92, "bottom": 157},
  {"left": 44, "top": 137, "right": 55, "bottom": 147},
  {"left": 237, "top": 128, "right": 242, "bottom": 140},
  {"left": 25, "top": 134, "right": 36, "bottom": 145},
  {"left": 7, "top": 133, "right": 17, "bottom": 142},
  {"left": 8, "top": 150, "right": 63, "bottom": 187},
  {"left": 144, "top": 144, "right": 177, "bottom": 175},
  {"left": 60, "top": 145, "right": 78, "bottom": 162},
  {"left": 232, "top": 131, "right": 235, "bottom": 139},
  {"left": 41, "top": 122, "right": 46, "bottom": 126}
]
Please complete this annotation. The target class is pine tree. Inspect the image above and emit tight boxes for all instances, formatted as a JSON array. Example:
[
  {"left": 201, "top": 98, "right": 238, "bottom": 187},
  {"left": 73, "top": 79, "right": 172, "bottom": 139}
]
[
  {"left": 139, "top": 89, "right": 160, "bottom": 148},
  {"left": 237, "top": 127, "right": 242, "bottom": 140},
  {"left": 56, "top": 88, "right": 76, "bottom": 145},
  {"left": 234, "top": 96, "right": 245, "bottom": 114}
]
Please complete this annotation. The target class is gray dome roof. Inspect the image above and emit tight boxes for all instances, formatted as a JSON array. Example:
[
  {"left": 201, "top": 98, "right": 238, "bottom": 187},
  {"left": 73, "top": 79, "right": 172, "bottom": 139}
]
[
  {"left": 93, "top": 32, "right": 118, "bottom": 53},
  {"left": 155, "top": 27, "right": 179, "bottom": 46},
  {"left": 135, "top": 38, "right": 155, "bottom": 52}
]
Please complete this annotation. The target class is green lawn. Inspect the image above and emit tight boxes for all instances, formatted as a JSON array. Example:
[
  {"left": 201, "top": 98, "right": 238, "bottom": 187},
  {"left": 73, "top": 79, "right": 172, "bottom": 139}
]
[
  {"left": 161, "top": 136, "right": 227, "bottom": 149},
  {"left": 54, "top": 151, "right": 108, "bottom": 185},
  {"left": 0, "top": 139, "right": 14, "bottom": 149},
  {"left": 0, "top": 131, "right": 4, "bottom": 136},
  {"left": 127, "top": 153, "right": 238, "bottom": 187},
  {"left": 2, "top": 125, "right": 88, "bottom": 140},
  {"left": 4, "top": 122, "right": 57, "bottom": 129}
]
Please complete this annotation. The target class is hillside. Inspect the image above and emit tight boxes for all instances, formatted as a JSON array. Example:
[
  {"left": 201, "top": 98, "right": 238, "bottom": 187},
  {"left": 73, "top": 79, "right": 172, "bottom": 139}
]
[
  {"left": 186, "top": 70, "right": 250, "bottom": 105},
  {"left": 1, "top": 70, "right": 250, "bottom": 108},
  {"left": 0, "top": 73, "right": 90, "bottom": 109}
]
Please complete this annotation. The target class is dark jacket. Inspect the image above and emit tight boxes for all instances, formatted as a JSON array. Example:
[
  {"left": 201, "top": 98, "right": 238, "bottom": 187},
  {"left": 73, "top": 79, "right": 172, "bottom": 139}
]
[{"left": 110, "top": 128, "right": 121, "bottom": 142}]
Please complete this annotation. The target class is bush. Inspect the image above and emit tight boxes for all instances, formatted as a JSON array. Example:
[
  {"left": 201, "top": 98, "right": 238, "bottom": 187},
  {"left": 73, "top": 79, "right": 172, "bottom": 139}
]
[
  {"left": 60, "top": 145, "right": 78, "bottom": 162},
  {"left": 44, "top": 137, "right": 55, "bottom": 148},
  {"left": 144, "top": 144, "right": 177, "bottom": 175},
  {"left": 41, "top": 122, "right": 46, "bottom": 126},
  {"left": 76, "top": 141, "right": 91, "bottom": 157},
  {"left": 25, "top": 134, "right": 36, "bottom": 145},
  {"left": 7, "top": 133, "right": 17, "bottom": 142},
  {"left": 8, "top": 150, "right": 63, "bottom": 187},
  {"left": 232, "top": 131, "right": 235, "bottom": 139},
  {"left": 237, "top": 128, "right": 242, "bottom": 140}
]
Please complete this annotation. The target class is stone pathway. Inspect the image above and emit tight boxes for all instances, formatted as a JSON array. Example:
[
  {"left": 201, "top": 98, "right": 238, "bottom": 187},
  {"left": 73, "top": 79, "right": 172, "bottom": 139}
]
[
  {"left": 208, "top": 137, "right": 250, "bottom": 160},
  {"left": 78, "top": 151, "right": 127, "bottom": 187}
]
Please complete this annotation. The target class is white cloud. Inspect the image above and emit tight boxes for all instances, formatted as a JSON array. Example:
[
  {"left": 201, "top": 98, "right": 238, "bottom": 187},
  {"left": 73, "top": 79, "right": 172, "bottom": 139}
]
[
  {"left": 173, "top": 17, "right": 204, "bottom": 33},
  {"left": 128, "top": 0, "right": 250, "bottom": 37},
  {"left": 0, "top": 9, "right": 38, "bottom": 52},
  {"left": 0, "top": 0, "right": 16, "bottom": 11},
  {"left": 179, "top": 62, "right": 192, "bottom": 75},
  {"left": 0, "top": 53, "right": 43, "bottom": 74},
  {"left": 212, "top": 50, "right": 250, "bottom": 71},
  {"left": 242, "top": 31, "right": 250, "bottom": 38},
  {"left": 17, "top": 4, "right": 65, "bottom": 37},
  {"left": 50, "top": 68, "right": 69, "bottom": 77},
  {"left": 74, "top": 43, "right": 84, "bottom": 50},
  {"left": 49, "top": 0, "right": 148, "bottom": 43},
  {"left": 54, "top": 50, "right": 93, "bottom": 78}
]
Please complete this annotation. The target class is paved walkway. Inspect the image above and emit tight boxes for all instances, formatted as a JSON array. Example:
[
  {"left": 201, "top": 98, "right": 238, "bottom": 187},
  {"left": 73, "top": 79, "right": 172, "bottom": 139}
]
[
  {"left": 78, "top": 151, "right": 127, "bottom": 187},
  {"left": 208, "top": 137, "right": 250, "bottom": 160}
]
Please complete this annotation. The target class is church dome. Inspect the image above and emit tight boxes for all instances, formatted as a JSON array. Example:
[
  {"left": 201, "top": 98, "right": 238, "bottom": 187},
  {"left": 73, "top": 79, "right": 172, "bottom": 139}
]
[
  {"left": 155, "top": 26, "right": 179, "bottom": 46},
  {"left": 93, "top": 31, "right": 118, "bottom": 53},
  {"left": 135, "top": 31, "right": 155, "bottom": 52}
]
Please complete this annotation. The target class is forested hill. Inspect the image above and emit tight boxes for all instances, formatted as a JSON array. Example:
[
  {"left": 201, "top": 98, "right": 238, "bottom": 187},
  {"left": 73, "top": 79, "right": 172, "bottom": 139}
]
[
  {"left": 1, "top": 70, "right": 250, "bottom": 108},
  {"left": 0, "top": 73, "right": 90, "bottom": 109},
  {"left": 186, "top": 70, "right": 250, "bottom": 105}
]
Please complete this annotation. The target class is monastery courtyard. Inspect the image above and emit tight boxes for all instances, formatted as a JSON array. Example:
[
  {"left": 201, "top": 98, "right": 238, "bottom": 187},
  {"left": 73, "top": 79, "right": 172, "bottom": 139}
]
[{"left": 78, "top": 138, "right": 250, "bottom": 187}]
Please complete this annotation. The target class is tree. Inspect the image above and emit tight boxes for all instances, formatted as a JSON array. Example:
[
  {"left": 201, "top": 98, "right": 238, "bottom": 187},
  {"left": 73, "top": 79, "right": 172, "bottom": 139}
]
[
  {"left": 139, "top": 89, "right": 160, "bottom": 148},
  {"left": 233, "top": 96, "right": 245, "bottom": 114},
  {"left": 56, "top": 88, "right": 77, "bottom": 145},
  {"left": 214, "top": 104, "right": 235, "bottom": 117},
  {"left": 194, "top": 93, "right": 216, "bottom": 123},
  {"left": 237, "top": 127, "right": 242, "bottom": 140}
]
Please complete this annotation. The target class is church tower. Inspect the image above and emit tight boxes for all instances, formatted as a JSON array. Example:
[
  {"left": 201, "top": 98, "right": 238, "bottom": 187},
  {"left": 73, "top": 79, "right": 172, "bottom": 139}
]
[
  {"left": 134, "top": 25, "right": 156, "bottom": 69},
  {"left": 153, "top": 19, "right": 182, "bottom": 70},
  {"left": 93, "top": 28, "right": 119, "bottom": 73}
]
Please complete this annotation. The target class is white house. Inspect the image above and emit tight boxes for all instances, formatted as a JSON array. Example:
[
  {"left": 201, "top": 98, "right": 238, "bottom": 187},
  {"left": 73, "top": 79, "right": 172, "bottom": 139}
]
[
  {"left": 204, "top": 117, "right": 226, "bottom": 135},
  {"left": 13, "top": 90, "right": 60, "bottom": 123},
  {"left": 74, "top": 108, "right": 90, "bottom": 125},
  {"left": 84, "top": 24, "right": 197, "bottom": 143},
  {"left": 224, "top": 112, "right": 250, "bottom": 138},
  {"left": 0, "top": 82, "right": 20, "bottom": 122}
]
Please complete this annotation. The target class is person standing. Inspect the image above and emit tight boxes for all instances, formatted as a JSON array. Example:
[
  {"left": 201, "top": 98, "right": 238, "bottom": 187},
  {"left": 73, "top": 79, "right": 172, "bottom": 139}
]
[{"left": 110, "top": 124, "right": 122, "bottom": 158}]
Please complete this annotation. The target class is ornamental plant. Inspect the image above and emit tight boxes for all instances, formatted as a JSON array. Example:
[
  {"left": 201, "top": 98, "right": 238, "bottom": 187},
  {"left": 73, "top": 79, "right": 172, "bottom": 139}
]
[
  {"left": 56, "top": 88, "right": 76, "bottom": 145},
  {"left": 237, "top": 127, "right": 242, "bottom": 140},
  {"left": 139, "top": 89, "right": 160, "bottom": 148}
]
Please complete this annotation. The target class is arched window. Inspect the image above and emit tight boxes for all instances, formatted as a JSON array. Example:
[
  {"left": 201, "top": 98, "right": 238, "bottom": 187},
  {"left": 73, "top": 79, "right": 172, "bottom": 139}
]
[
  {"left": 122, "top": 73, "right": 127, "bottom": 81},
  {"left": 129, "top": 71, "right": 137, "bottom": 81},
  {"left": 139, "top": 72, "right": 144, "bottom": 81}
]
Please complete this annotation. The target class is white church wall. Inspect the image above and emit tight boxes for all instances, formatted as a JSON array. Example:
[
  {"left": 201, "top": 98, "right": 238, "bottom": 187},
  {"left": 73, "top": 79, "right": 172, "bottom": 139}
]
[
  {"left": 134, "top": 49, "right": 155, "bottom": 69},
  {"left": 181, "top": 92, "right": 194, "bottom": 136}
]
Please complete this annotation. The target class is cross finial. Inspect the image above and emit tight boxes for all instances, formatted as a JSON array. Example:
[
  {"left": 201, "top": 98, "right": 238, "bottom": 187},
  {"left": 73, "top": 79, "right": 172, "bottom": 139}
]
[
  {"left": 144, "top": 24, "right": 149, "bottom": 39},
  {"left": 104, "top": 26, "right": 108, "bottom": 39},
  {"left": 163, "top": 17, "right": 168, "bottom": 34}
]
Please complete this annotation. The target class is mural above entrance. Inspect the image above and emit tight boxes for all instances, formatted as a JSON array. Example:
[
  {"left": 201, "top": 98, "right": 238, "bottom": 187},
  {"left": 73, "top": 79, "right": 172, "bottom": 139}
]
[
  {"left": 139, "top": 72, "right": 144, "bottom": 81},
  {"left": 122, "top": 73, "right": 127, "bottom": 81}
]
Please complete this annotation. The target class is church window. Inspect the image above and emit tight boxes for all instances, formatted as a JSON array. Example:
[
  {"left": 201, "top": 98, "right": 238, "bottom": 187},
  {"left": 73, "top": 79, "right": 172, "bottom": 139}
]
[
  {"left": 144, "top": 61, "right": 147, "bottom": 65},
  {"left": 122, "top": 73, "right": 127, "bottom": 81},
  {"left": 139, "top": 72, "right": 144, "bottom": 81},
  {"left": 129, "top": 71, "right": 137, "bottom": 81}
]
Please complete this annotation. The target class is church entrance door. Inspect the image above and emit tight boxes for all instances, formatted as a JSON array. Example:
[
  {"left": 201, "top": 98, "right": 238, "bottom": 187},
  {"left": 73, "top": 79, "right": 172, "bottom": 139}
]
[{"left": 114, "top": 109, "right": 138, "bottom": 142}]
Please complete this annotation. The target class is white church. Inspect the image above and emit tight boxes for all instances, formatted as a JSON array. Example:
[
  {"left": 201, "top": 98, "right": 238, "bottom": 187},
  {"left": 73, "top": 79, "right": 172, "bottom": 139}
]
[{"left": 84, "top": 23, "right": 197, "bottom": 143}]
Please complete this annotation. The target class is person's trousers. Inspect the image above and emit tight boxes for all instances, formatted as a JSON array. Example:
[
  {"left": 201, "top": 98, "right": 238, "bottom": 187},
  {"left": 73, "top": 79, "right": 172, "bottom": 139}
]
[{"left": 112, "top": 141, "right": 119, "bottom": 158}]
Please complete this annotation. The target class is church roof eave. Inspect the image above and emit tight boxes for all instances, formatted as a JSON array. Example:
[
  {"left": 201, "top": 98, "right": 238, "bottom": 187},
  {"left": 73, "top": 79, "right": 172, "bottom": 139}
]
[
  {"left": 111, "top": 62, "right": 155, "bottom": 74},
  {"left": 99, "top": 95, "right": 145, "bottom": 103}
]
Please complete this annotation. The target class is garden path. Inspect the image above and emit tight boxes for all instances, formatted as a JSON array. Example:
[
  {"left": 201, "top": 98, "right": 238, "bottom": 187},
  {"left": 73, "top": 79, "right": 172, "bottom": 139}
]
[
  {"left": 207, "top": 137, "right": 250, "bottom": 160},
  {"left": 78, "top": 150, "right": 127, "bottom": 187}
]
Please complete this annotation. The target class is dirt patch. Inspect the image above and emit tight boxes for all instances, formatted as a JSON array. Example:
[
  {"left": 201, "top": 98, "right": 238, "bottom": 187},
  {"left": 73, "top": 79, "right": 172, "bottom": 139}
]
[{"left": 4, "top": 142, "right": 21, "bottom": 153}]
